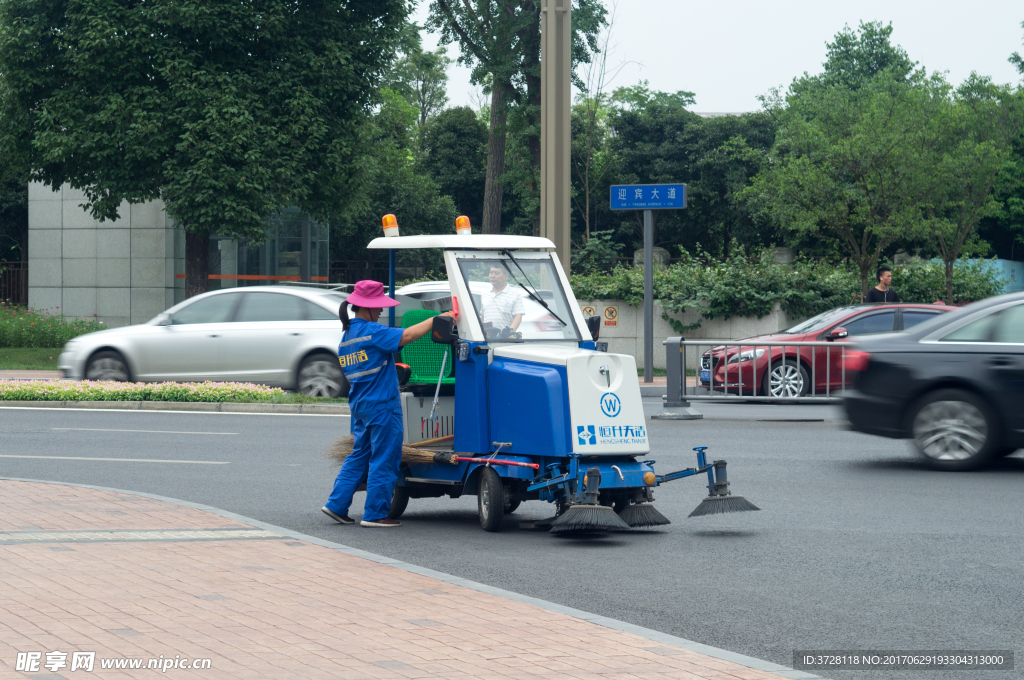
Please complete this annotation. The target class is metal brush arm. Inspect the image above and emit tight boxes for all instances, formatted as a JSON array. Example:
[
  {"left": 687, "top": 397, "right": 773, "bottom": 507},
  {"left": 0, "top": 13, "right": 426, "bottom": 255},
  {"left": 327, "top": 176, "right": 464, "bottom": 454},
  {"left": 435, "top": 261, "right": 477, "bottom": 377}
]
[{"left": 656, "top": 465, "right": 712, "bottom": 484}]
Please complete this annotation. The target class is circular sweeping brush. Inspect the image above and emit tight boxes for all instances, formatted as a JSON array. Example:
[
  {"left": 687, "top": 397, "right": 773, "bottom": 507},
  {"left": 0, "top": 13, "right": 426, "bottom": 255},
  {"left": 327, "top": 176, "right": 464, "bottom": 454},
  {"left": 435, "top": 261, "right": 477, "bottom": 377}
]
[
  {"left": 618, "top": 503, "right": 671, "bottom": 527},
  {"left": 324, "top": 435, "right": 457, "bottom": 467}
]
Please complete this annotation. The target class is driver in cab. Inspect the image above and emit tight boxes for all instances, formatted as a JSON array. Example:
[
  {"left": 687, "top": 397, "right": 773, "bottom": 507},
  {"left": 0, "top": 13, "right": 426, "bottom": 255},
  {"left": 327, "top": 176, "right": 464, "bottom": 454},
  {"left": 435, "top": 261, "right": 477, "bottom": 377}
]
[{"left": 481, "top": 265, "right": 524, "bottom": 338}]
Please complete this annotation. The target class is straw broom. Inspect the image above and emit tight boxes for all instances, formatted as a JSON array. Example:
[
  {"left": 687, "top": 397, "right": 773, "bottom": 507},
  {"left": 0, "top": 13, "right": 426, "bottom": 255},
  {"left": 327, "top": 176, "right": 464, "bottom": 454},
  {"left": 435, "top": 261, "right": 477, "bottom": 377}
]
[{"left": 324, "top": 434, "right": 458, "bottom": 467}]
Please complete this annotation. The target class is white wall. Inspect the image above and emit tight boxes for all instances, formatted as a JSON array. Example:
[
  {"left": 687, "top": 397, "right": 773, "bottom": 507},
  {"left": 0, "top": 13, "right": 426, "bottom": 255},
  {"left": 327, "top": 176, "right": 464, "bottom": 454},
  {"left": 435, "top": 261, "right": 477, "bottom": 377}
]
[
  {"left": 27, "top": 182, "right": 178, "bottom": 328},
  {"left": 578, "top": 299, "right": 801, "bottom": 369}
]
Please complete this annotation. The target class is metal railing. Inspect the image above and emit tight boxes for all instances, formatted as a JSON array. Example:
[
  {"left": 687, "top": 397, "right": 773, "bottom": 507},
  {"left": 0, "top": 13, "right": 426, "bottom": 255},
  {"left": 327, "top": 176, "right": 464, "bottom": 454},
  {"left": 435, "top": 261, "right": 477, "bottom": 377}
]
[
  {"left": 664, "top": 337, "right": 854, "bottom": 403},
  {"left": 0, "top": 261, "right": 28, "bottom": 306}
]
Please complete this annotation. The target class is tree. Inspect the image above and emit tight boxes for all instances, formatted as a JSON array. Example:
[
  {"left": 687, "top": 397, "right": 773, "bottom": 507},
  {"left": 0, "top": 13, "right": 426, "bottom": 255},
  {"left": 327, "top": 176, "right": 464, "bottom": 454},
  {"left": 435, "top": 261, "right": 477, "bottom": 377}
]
[
  {"left": 0, "top": 147, "right": 27, "bottom": 260},
  {"left": 0, "top": 0, "right": 407, "bottom": 298},
  {"left": 419, "top": 107, "right": 488, "bottom": 227},
  {"left": 387, "top": 24, "right": 453, "bottom": 133},
  {"left": 607, "top": 82, "right": 776, "bottom": 258},
  {"left": 924, "top": 77, "right": 1024, "bottom": 303},
  {"left": 426, "top": 0, "right": 605, "bottom": 234},
  {"left": 334, "top": 90, "right": 457, "bottom": 274},
  {"left": 1010, "top": 20, "right": 1024, "bottom": 77},
  {"left": 749, "top": 69, "right": 947, "bottom": 297}
]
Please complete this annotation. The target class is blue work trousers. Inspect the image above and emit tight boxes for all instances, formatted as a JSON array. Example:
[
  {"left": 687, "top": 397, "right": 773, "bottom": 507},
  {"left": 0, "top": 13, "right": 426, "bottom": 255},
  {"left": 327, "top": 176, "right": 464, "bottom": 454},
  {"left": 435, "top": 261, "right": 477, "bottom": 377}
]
[{"left": 326, "top": 407, "right": 404, "bottom": 522}]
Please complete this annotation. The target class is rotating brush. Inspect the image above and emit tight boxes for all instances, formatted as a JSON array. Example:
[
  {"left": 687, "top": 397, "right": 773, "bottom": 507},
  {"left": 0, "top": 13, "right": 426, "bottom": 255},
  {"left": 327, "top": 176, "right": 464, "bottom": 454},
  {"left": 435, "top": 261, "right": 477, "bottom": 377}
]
[
  {"left": 618, "top": 503, "right": 671, "bottom": 527},
  {"left": 689, "top": 459, "right": 760, "bottom": 517},
  {"left": 549, "top": 468, "right": 631, "bottom": 533}
]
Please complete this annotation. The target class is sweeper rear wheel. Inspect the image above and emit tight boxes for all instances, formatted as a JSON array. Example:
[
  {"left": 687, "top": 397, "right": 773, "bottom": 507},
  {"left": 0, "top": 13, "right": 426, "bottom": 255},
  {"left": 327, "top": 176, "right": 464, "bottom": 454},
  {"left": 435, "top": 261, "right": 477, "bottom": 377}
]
[
  {"left": 388, "top": 486, "right": 410, "bottom": 519},
  {"left": 477, "top": 467, "right": 505, "bottom": 532}
]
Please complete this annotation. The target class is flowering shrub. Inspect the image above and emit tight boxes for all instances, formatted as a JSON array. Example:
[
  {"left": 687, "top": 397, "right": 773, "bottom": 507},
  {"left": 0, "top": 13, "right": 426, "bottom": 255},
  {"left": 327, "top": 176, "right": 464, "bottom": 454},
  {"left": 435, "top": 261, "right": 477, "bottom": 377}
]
[
  {"left": 0, "top": 380, "right": 286, "bottom": 402},
  {"left": 0, "top": 302, "right": 107, "bottom": 348}
]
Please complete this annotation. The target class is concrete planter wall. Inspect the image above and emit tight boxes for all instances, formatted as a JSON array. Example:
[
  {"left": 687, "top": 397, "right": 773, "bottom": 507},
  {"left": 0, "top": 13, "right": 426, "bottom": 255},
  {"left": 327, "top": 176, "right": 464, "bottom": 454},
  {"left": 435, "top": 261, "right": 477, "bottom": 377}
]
[{"left": 577, "top": 299, "right": 802, "bottom": 369}]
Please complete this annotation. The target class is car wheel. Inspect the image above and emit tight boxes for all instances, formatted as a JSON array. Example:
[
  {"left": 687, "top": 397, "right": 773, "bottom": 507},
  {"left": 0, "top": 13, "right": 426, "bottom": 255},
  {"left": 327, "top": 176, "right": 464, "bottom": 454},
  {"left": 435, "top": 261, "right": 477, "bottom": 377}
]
[
  {"left": 85, "top": 350, "right": 131, "bottom": 382},
  {"left": 996, "top": 447, "right": 1018, "bottom": 458},
  {"left": 761, "top": 359, "right": 809, "bottom": 398},
  {"left": 297, "top": 354, "right": 349, "bottom": 398},
  {"left": 388, "top": 485, "right": 410, "bottom": 519},
  {"left": 909, "top": 389, "right": 998, "bottom": 471},
  {"left": 477, "top": 466, "right": 504, "bottom": 532}
]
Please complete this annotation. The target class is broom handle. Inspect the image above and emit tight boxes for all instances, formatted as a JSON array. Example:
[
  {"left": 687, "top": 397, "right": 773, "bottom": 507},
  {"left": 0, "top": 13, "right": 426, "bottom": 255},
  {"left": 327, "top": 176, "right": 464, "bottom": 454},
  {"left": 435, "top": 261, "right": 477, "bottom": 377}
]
[
  {"left": 415, "top": 434, "right": 454, "bottom": 446},
  {"left": 454, "top": 457, "right": 540, "bottom": 470}
]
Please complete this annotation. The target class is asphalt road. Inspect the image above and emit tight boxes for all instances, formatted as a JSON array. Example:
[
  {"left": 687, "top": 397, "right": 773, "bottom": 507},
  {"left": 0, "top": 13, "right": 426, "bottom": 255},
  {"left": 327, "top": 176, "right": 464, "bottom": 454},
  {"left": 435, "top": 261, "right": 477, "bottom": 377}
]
[{"left": 2, "top": 402, "right": 1021, "bottom": 680}]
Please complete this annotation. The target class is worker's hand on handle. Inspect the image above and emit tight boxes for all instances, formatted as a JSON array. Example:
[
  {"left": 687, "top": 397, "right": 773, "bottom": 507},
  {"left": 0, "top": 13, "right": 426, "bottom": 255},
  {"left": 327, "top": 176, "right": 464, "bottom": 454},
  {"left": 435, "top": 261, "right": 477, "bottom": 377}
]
[{"left": 399, "top": 311, "right": 456, "bottom": 347}]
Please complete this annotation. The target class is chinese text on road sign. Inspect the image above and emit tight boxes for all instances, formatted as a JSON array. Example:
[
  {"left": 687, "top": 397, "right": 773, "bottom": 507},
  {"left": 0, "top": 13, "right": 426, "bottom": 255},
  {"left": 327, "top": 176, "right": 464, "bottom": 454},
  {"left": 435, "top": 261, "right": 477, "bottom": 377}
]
[{"left": 610, "top": 184, "right": 686, "bottom": 210}]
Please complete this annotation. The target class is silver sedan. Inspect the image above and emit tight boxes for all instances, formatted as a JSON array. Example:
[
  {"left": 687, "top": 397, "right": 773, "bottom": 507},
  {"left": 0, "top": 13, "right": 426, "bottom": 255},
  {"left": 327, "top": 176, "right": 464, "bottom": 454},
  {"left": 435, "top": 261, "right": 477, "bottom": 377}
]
[{"left": 59, "top": 286, "right": 351, "bottom": 397}]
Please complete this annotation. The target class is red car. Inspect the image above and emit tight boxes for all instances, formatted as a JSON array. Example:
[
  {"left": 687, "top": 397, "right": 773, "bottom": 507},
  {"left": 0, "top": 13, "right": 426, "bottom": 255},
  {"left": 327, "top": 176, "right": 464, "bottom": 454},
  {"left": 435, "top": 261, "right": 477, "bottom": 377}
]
[{"left": 698, "top": 303, "right": 954, "bottom": 397}]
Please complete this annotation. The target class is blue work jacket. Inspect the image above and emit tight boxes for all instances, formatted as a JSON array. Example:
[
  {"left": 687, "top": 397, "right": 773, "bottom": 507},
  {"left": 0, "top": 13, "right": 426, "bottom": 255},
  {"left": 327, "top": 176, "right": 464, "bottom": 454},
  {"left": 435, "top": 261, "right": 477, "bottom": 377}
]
[{"left": 338, "top": 318, "right": 405, "bottom": 418}]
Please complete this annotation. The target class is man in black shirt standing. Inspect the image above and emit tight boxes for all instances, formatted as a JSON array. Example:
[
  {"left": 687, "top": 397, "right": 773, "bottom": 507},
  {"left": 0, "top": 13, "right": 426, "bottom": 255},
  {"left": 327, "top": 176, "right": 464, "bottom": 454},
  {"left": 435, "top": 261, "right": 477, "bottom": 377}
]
[{"left": 866, "top": 266, "right": 901, "bottom": 303}]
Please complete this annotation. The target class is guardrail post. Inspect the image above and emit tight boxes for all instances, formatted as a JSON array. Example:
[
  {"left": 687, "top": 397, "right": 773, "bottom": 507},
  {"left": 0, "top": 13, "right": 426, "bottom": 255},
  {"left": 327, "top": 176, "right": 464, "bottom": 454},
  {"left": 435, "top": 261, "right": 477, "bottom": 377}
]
[{"left": 652, "top": 337, "right": 703, "bottom": 421}]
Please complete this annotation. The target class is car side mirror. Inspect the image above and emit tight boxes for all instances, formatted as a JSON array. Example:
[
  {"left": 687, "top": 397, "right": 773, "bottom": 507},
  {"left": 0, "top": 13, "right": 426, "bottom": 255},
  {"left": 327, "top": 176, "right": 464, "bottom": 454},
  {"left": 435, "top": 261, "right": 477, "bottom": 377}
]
[
  {"left": 586, "top": 315, "right": 601, "bottom": 341},
  {"left": 156, "top": 313, "right": 172, "bottom": 326},
  {"left": 431, "top": 315, "right": 459, "bottom": 345},
  {"left": 829, "top": 327, "right": 848, "bottom": 340}
]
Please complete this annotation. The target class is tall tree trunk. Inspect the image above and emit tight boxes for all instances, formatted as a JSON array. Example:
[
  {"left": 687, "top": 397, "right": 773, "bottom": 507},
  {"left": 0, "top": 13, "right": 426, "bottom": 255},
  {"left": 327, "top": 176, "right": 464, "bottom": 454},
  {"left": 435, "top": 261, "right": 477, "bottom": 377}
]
[
  {"left": 945, "top": 259, "right": 955, "bottom": 306},
  {"left": 185, "top": 229, "right": 210, "bottom": 299},
  {"left": 482, "top": 84, "right": 509, "bottom": 234}
]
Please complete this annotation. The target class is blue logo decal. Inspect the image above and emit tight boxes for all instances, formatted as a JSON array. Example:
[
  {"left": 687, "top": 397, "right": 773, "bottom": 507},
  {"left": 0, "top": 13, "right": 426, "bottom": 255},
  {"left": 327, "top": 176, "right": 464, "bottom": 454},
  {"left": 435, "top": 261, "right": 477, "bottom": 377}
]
[
  {"left": 600, "top": 393, "right": 622, "bottom": 417},
  {"left": 577, "top": 425, "right": 596, "bottom": 445}
]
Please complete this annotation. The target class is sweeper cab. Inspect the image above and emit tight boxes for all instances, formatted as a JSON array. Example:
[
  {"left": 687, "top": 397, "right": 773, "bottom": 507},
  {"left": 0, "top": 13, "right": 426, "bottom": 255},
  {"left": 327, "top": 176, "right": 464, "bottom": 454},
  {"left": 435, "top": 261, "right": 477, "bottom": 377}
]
[{"left": 369, "top": 216, "right": 758, "bottom": 533}]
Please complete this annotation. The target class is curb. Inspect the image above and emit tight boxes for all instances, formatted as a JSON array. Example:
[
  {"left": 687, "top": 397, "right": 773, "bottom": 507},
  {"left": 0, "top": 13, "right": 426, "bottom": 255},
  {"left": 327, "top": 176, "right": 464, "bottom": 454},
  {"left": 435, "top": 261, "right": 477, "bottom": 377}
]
[
  {"left": 0, "top": 475, "right": 826, "bottom": 680},
  {"left": 0, "top": 400, "right": 350, "bottom": 415}
]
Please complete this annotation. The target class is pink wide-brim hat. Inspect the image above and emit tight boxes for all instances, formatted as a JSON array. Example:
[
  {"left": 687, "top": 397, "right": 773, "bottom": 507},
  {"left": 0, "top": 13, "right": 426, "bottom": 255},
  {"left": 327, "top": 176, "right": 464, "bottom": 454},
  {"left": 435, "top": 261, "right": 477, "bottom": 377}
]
[{"left": 346, "top": 280, "right": 400, "bottom": 308}]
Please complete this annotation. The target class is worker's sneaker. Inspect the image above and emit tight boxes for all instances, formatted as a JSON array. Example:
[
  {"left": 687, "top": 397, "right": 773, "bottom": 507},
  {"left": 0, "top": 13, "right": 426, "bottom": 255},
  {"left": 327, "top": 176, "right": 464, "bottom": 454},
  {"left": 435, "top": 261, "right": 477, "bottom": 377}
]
[
  {"left": 321, "top": 506, "right": 354, "bottom": 524},
  {"left": 360, "top": 518, "right": 401, "bottom": 528}
]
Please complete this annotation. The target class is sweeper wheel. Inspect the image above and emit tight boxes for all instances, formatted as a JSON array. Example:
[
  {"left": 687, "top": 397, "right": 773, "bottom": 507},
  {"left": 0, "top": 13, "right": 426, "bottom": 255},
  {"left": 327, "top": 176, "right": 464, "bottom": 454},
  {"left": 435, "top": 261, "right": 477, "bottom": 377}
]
[
  {"left": 388, "top": 485, "right": 410, "bottom": 520},
  {"left": 477, "top": 467, "right": 505, "bottom": 532}
]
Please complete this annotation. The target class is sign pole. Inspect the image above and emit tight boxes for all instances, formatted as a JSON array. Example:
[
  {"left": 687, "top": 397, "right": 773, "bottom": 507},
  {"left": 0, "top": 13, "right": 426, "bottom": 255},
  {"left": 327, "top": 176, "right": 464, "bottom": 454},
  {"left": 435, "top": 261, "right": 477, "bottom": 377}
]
[{"left": 643, "top": 209, "right": 654, "bottom": 383}]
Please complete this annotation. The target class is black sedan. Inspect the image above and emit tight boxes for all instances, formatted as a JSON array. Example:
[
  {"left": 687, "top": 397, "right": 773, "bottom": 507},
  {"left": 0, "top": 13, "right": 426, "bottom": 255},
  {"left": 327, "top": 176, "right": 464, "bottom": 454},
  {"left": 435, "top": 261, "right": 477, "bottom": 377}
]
[{"left": 844, "top": 292, "right": 1024, "bottom": 470}]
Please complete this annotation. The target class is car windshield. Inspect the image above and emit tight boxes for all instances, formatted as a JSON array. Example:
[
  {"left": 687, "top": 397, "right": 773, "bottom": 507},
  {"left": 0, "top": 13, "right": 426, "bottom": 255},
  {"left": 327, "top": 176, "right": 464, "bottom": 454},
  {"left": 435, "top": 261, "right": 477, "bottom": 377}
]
[
  {"left": 457, "top": 257, "right": 579, "bottom": 342},
  {"left": 783, "top": 306, "right": 864, "bottom": 334}
]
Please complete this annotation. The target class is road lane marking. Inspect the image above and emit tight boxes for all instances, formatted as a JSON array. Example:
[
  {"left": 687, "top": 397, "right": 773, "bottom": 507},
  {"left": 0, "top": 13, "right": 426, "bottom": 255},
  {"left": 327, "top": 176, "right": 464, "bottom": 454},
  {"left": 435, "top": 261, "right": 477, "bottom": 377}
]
[
  {"left": 0, "top": 455, "right": 229, "bottom": 464},
  {"left": 52, "top": 428, "right": 238, "bottom": 435}
]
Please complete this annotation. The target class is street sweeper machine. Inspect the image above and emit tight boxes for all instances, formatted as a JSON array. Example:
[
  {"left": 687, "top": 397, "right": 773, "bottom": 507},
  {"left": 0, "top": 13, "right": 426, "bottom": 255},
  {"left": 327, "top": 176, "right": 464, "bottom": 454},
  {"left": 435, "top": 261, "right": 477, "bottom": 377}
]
[{"left": 359, "top": 220, "right": 758, "bottom": 534}]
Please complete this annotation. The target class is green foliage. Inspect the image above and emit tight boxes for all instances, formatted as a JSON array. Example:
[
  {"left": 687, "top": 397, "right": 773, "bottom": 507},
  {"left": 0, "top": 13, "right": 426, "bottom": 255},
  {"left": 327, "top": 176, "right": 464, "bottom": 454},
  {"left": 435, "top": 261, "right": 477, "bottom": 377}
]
[
  {"left": 0, "top": 147, "right": 27, "bottom": 259},
  {"left": 571, "top": 252, "right": 1005, "bottom": 332},
  {"left": 890, "top": 259, "right": 1005, "bottom": 304},
  {"left": 385, "top": 24, "right": 453, "bottom": 132},
  {"left": 419, "top": 107, "right": 488, "bottom": 226},
  {"left": 604, "top": 93, "right": 776, "bottom": 259},
  {"left": 571, "top": 230, "right": 623, "bottom": 273},
  {"left": 0, "top": 301, "right": 107, "bottom": 348},
  {"left": 333, "top": 90, "right": 457, "bottom": 274},
  {"left": 0, "top": 347, "right": 60, "bottom": 370},
  {"left": 0, "top": 0, "right": 407, "bottom": 253}
]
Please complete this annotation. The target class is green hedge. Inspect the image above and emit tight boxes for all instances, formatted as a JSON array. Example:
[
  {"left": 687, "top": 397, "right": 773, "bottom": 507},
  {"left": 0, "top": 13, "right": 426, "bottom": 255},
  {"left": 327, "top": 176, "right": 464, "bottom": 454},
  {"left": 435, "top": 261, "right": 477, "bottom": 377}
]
[
  {"left": 1, "top": 302, "right": 108, "bottom": 348},
  {"left": 571, "top": 253, "right": 1005, "bottom": 333},
  {"left": 0, "top": 380, "right": 287, "bottom": 402}
]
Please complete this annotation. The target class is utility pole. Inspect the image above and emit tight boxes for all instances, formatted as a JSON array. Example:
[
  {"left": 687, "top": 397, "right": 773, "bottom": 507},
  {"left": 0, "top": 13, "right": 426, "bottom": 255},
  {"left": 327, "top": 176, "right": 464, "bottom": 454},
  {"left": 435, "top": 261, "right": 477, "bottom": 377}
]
[{"left": 540, "top": 0, "right": 571, "bottom": 274}]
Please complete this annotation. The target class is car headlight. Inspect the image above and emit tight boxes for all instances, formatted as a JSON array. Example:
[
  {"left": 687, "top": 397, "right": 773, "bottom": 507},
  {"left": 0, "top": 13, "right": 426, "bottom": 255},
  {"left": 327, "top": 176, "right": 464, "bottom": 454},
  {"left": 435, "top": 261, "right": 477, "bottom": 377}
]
[{"left": 727, "top": 348, "right": 766, "bottom": 364}]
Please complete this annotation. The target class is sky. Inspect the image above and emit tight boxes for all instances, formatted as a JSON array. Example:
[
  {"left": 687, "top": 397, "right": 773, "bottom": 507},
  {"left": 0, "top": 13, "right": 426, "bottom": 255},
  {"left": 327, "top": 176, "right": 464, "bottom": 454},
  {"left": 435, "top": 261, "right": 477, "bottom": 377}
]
[{"left": 411, "top": 1, "right": 1024, "bottom": 113}]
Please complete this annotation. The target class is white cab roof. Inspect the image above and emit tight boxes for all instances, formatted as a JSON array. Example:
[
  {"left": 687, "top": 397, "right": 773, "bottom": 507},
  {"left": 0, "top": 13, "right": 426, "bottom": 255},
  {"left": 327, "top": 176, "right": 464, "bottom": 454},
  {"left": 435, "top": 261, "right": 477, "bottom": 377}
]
[{"left": 366, "top": 234, "right": 555, "bottom": 250}]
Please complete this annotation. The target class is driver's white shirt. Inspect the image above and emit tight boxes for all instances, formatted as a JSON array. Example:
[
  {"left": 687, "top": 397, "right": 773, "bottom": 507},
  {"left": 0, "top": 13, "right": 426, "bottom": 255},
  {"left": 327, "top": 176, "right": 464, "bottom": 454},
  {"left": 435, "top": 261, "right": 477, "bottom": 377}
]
[{"left": 480, "top": 285, "right": 524, "bottom": 328}]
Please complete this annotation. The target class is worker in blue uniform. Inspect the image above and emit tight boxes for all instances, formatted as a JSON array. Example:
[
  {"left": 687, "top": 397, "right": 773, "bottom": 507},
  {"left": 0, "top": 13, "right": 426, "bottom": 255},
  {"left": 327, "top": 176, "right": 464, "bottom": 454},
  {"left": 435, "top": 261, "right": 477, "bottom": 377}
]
[{"left": 322, "top": 280, "right": 454, "bottom": 528}]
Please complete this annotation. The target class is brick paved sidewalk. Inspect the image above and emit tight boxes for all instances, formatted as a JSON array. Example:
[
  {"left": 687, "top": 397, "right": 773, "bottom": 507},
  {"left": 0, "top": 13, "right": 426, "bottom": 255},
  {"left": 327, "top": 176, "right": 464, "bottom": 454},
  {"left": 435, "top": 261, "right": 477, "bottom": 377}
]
[{"left": 0, "top": 480, "right": 789, "bottom": 680}]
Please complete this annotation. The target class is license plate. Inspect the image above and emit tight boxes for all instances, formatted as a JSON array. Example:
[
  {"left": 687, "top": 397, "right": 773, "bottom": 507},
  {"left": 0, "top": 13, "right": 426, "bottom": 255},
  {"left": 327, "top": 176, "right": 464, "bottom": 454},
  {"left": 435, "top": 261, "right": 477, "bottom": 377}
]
[{"left": 699, "top": 369, "right": 710, "bottom": 382}]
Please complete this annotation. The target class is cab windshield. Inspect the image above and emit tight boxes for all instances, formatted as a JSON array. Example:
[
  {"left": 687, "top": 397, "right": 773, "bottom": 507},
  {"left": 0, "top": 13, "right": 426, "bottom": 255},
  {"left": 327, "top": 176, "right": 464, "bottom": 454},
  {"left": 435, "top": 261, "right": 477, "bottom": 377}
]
[{"left": 457, "top": 257, "right": 580, "bottom": 342}]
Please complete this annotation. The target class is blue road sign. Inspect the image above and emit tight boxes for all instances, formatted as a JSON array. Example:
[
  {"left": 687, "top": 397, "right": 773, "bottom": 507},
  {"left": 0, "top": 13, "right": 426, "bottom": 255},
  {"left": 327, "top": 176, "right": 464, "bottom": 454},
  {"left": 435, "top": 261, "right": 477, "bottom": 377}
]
[{"left": 610, "top": 184, "right": 686, "bottom": 210}]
